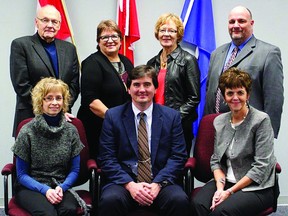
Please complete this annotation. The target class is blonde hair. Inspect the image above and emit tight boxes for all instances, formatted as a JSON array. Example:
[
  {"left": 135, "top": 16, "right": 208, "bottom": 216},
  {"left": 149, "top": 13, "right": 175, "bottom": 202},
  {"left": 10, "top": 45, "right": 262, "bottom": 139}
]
[
  {"left": 154, "top": 13, "right": 184, "bottom": 43},
  {"left": 31, "top": 77, "right": 71, "bottom": 115}
]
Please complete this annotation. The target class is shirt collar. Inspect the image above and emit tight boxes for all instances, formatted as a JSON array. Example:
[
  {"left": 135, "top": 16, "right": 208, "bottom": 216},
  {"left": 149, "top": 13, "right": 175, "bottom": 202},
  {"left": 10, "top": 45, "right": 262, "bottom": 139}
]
[
  {"left": 231, "top": 34, "right": 253, "bottom": 51},
  {"left": 132, "top": 103, "right": 153, "bottom": 119}
]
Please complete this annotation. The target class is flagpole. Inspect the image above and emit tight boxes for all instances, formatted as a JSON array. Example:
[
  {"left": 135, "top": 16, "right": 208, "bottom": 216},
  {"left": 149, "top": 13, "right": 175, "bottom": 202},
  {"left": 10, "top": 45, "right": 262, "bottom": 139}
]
[
  {"left": 61, "top": 0, "right": 81, "bottom": 67},
  {"left": 123, "top": 36, "right": 126, "bottom": 56},
  {"left": 61, "top": 0, "right": 75, "bottom": 45}
]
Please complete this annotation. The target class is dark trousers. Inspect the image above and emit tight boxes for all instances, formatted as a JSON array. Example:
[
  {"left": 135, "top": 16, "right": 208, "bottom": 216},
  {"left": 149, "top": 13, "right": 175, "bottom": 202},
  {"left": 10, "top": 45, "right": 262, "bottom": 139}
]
[
  {"left": 191, "top": 180, "right": 274, "bottom": 216},
  {"left": 16, "top": 187, "right": 78, "bottom": 216},
  {"left": 182, "top": 119, "right": 193, "bottom": 155},
  {"left": 98, "top": 184, "right": 190, "bottom": 216}
]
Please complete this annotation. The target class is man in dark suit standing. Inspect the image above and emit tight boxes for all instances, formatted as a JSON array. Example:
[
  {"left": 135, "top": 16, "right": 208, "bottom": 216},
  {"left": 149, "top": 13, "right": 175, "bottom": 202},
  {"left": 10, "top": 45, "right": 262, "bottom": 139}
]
[
  {"left": 205, "top": 5, "right": 283, "bottom": 138},
  {"left": 98, "top": 65, "right": 190, "bottom": 216},
  {"left": 10, "top": 4, "right": 79, "bottom": 136}
]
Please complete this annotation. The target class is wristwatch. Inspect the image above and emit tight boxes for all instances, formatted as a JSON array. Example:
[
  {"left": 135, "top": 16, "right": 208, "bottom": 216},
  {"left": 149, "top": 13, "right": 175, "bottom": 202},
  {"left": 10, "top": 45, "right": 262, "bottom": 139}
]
[{"left": 159, "top": 180, "right": 170, "bottom": 188}]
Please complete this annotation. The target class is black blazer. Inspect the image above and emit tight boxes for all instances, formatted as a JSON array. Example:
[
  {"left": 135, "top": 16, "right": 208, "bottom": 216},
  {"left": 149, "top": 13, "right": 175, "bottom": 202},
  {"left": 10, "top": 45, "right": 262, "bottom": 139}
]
[
  {"left": 10, "top": 33, "right": 80, "bottom": 136},
  {"left": 77, "top": 50, "right": 133, "bottom": 158}
]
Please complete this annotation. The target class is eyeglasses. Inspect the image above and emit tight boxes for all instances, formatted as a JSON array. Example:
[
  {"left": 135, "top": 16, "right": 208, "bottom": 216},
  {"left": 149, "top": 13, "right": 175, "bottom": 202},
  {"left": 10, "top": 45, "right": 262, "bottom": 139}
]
[
  {"left": 159, "top": 29, "right": 178, "bottom": 35},
  {"left": 99, "top": 34, "right": 120, "bottom": 42},
  {"left": 43, "top": 96, "right": 63, "bottom": 102},
  {"left": 37, "top": 17, "right": 60, "bottom": 26}
]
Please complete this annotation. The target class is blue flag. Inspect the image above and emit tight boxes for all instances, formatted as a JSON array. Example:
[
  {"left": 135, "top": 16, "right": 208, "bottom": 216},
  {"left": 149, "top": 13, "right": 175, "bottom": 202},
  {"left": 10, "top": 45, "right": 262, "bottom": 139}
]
[{"left": 180, "top": 0, "right": 216, "bottom": 136}]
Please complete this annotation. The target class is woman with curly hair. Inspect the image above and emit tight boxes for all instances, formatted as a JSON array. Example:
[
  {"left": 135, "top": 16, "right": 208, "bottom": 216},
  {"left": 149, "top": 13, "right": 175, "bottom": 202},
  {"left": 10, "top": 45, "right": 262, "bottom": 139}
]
[{"left": 12, "top": 77, "right": 84, "bottom": 216}]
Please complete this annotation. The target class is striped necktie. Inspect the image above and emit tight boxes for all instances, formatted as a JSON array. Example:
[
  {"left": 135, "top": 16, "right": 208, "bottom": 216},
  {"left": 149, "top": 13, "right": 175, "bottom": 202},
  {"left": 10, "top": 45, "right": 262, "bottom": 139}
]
[
  {"left": 137, "top": 112, "right": 152, "bottom": 183},
  {"left": 215, "top": 47, "right": 239, "bottom": 113}
]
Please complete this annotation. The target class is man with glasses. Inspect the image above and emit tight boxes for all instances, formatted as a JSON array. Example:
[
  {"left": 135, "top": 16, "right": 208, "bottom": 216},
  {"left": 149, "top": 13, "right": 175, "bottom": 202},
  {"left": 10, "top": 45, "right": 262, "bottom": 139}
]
[{"left": 10, "top": 4, "right": 80, "bottom": 137}]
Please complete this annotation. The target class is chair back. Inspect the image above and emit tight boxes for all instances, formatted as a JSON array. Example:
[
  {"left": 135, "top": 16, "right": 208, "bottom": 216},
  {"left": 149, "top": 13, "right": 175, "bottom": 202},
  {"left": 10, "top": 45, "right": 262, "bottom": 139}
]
[
  {"left": 70, "top": 118, "right": 90, "bottom": 186},
  {"left": 193, "top": 113, "right": 220, "bottom": 183},
  {"left": 16, "top": 118, "right": 33, "bottom": 136}
]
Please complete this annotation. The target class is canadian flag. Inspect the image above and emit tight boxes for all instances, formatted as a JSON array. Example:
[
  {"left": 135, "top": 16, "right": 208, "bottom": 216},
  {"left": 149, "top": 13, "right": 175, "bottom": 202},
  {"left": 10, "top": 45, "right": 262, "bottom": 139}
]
[
  {"left": 37, "top": 0, "right": 72, "bottom": 40},
  {"left": 117, "top": 0, "right": 140, "bottom": 64}
]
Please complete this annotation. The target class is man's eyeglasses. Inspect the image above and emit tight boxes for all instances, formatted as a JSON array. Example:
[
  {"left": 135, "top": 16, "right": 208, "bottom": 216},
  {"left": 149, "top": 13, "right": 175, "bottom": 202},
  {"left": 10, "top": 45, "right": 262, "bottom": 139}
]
[
  {"left": 37, "top": 17, "right": 60, "bottom": 26},
  {"left": 99, "top": 34, "right": 120, "bottom": 42},
  {"left": 159, "top": 29, "right": 178, "bottom": 35},
  {"left": 43, "top": 96, "right": 63, "bottom": 102}
]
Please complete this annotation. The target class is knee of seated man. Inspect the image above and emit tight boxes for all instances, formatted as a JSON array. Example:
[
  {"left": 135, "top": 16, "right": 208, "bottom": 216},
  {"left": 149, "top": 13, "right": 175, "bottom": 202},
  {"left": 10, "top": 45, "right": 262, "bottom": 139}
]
[
  {"left": 100, "top": 186, "right": 128, "bottom": 205},
  {"left": 162, "top": 186, "right": 189, "bottom": 205}
]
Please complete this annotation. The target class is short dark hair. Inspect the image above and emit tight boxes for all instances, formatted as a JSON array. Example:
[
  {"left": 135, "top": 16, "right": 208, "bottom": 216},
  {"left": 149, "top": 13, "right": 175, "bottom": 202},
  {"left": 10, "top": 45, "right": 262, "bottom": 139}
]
[
  {"left": 219, "top": 67, "right": 252, "bottom": 96},
  {"left": 246, "top": 7, "right": 253, "bottom": 19},
  {"left": 96, "top": 20, "right": 123, "bottom": 50},
  {"left": 127, "top": 65, "right": 158, "bottom": 89}
]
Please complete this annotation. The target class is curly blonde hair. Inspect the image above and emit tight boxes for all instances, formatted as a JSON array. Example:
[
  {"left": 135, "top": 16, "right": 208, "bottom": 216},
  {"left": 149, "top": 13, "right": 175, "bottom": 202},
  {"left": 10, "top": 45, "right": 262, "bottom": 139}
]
[
  {"left": 31, "top": 77, "right": 71, "bottom": 115},
  {"left": 154, "top": 13, "right": 184, "bottom": 43}
]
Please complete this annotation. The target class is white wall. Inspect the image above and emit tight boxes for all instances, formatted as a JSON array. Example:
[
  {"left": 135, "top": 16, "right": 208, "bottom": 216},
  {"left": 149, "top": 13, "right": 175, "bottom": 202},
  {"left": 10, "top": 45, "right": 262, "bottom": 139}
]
[{"left": 1, "top": 0, "right": 287, "bottom": 205}]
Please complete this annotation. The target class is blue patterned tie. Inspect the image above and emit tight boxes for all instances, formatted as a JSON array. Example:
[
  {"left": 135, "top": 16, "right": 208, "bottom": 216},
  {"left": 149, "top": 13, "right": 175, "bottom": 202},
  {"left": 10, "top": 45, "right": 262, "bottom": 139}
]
[{"left": 215, "top": 47, "right": 239, "bottom": 113}]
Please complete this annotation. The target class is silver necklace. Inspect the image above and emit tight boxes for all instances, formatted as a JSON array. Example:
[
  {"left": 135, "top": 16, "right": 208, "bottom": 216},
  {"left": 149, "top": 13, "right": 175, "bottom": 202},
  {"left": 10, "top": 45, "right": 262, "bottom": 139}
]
[{"left": 230, "top": 108, "right": 249, "bottom": 124}]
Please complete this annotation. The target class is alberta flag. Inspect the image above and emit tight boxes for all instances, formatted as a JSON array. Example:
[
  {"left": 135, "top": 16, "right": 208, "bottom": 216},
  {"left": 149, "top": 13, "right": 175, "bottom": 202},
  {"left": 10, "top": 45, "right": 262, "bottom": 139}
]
[{"left": 181, "top": 0, "right": 216, "bottom": 136}]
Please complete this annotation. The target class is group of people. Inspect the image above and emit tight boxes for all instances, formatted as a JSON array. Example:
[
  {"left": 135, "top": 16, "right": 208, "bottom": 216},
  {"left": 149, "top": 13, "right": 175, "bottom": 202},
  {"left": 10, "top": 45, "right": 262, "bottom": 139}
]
[{"left": 9, "top": 4, "right": 282, "bottom": 216}]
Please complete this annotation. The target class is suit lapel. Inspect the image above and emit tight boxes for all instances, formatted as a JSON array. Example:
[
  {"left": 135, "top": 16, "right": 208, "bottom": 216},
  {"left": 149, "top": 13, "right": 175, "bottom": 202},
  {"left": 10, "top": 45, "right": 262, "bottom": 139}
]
[
  {"left": 150, "top": 105, "right": 163, "bottom": 166},
  {"left": 218, "top": 45, "right": 230, "bottom": 74},
  {"left": 32, "top": 34, "right": 55, "bottom": 76},
  {"left": 122, "top": 104, "right": 138, "bottom": 156},
  {"left": 231, "top": 36, "right": 256, "bottom": 67}
]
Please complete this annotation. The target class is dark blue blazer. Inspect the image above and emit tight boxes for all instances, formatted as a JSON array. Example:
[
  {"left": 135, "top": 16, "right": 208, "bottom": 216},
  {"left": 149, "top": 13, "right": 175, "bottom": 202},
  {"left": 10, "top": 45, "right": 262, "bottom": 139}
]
[{"left": 98, "top": 102, "right": 187, "bottom": 188}]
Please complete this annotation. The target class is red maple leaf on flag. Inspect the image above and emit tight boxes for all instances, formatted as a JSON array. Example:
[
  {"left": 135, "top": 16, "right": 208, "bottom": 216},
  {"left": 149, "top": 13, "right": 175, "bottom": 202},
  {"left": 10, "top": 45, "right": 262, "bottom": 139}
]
[
  {"left": 117, "top": 0, "right": 140, "bottom": 64},
  {"left": 38, "top": 0, "right": 71, "bottom": 40}
]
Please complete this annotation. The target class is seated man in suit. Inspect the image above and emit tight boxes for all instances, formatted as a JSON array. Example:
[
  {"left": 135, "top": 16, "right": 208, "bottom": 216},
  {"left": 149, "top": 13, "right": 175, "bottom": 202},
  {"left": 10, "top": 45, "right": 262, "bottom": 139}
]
[{"left": 98, "top": 65, "right": 190, "bottom": 216}]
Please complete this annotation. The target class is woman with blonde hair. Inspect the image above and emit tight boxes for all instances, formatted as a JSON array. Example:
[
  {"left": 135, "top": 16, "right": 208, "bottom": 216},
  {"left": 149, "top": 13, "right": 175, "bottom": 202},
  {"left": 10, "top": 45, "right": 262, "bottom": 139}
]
[
  {"left": 147, "top": 13, "right": 200, "bottom": 154},
  {"left": 12, "top": 77, "right": 83, "bottom": 216}
]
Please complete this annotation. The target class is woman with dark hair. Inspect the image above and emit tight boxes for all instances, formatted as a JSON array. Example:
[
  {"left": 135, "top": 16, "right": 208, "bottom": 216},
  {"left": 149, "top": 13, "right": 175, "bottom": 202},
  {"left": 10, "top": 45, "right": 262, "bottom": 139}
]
[
  {"left": 192, "top": 68, "right": 278, "bottom": 216},
  {"left": 77, "top": 20, "right": 134, "bottom": 159}
]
